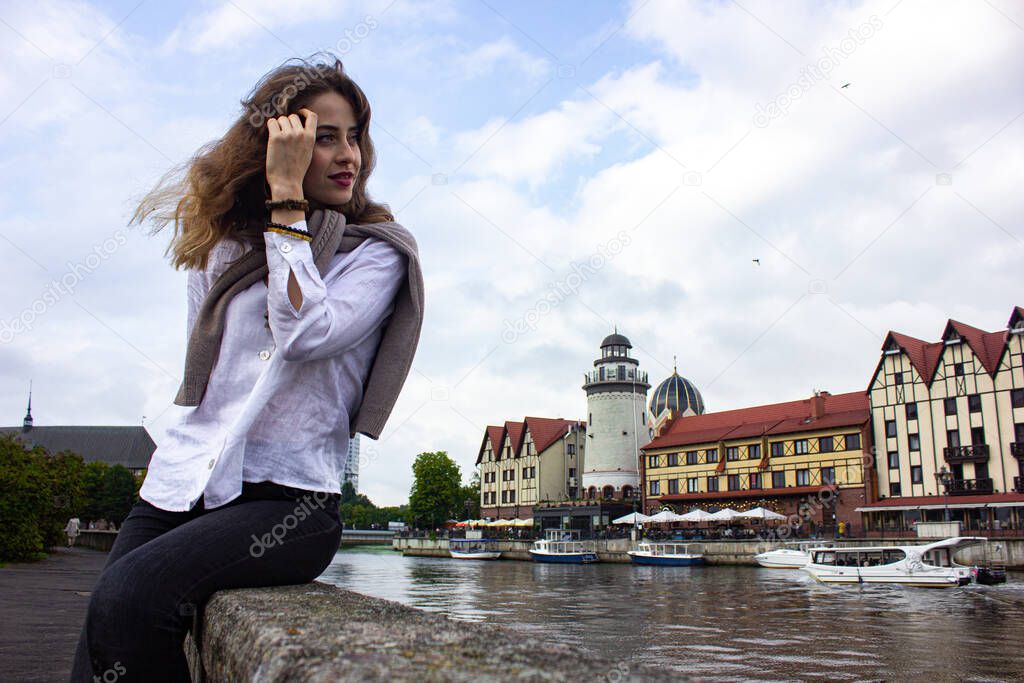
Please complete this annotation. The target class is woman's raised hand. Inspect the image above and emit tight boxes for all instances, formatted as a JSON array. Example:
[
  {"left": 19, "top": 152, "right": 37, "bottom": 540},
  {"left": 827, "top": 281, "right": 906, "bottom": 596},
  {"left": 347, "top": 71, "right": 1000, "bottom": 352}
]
[{"left": 265, "top": 107, "right": 317, "bottom": 197}]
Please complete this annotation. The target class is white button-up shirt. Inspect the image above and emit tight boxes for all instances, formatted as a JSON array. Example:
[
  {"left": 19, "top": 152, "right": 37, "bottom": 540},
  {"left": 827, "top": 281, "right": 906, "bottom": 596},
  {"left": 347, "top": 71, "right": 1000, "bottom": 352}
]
[{"left": 139, "top": 220, "right": 407, "bottom": 512}]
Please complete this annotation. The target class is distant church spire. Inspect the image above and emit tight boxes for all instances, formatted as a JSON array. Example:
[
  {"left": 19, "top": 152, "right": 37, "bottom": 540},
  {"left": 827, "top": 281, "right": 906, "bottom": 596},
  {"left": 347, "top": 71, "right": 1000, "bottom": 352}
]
[{"left": 23, "top": 381, "right": 33, "bottom": 432}]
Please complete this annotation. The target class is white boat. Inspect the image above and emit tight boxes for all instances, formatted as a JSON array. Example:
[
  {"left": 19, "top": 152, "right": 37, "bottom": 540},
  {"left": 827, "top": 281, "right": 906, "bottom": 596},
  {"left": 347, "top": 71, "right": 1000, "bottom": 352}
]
[
  {"left": 448, "top": 538, "right": 502, "bottom": 560},
  {"left": 801, "top": 536, "right": 988, "bottom": 588},
  {"left": 529, "top": 529, "right": 599, "bottom": 564},
  {"left": 755, "top": 541, "right": 835, "bottom": 569},
  {"left": 628, "top": 542, "right": 704, "bottom": 566}
]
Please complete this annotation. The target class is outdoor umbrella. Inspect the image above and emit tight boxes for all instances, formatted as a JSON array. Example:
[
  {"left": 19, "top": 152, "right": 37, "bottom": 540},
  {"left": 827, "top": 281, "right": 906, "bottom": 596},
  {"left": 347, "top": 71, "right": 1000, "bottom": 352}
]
[
  {"left": 612, "top": 512, "right": 652, "bottom": 525},
  {"left": 679, "top": 509, "right": 715, "bottom": 523},
  {"left": 512, "top": 518, "right": 534, "bottom": 527},
  {"left": 645, "top": 509, "right": 687, "bottom": 524},
  {"left": 708, "top": 508, "right": 741, "bottom": 522},
  {"left": 737, "top": 507, "right": 787, "bottom": 521}
]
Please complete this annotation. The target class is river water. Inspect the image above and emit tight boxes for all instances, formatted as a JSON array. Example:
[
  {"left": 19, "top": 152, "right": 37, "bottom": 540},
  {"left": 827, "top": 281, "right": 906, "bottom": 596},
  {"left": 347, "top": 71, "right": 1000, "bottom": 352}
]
[{"left": 320, "top": 547, "right": 1024, "bottom": 682}]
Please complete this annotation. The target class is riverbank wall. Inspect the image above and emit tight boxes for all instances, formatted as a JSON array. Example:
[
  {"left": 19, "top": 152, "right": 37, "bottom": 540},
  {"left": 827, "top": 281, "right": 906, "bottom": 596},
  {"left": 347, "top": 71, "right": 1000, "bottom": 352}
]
[{"left": 393, "top": 537, "right": 1024, "bottom": 568}]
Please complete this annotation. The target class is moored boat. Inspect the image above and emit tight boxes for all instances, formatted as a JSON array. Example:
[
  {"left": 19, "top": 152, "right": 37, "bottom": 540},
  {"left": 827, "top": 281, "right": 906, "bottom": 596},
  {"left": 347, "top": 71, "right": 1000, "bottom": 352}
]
[
  {"left": 801, "top": 536, "right": 989, "bottom": 588},
  {"left": 529, "top": 530, "right": 599, "bottom": 564},
  {"left": 628, "top": 542, "right": 704, "bottom": 566},
  {"left": 755, "top": 541, "right": 835, "bottom": 569},
  {"left": 448, "top": 538, "right": 502, "bottom": 560}
]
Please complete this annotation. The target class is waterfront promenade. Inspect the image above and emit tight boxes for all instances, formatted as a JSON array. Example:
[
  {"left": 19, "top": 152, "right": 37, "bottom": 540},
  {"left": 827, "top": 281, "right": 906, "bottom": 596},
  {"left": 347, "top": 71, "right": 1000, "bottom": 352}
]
[{"left": 0, "top": 546, "right": 104, "bottom": 682}]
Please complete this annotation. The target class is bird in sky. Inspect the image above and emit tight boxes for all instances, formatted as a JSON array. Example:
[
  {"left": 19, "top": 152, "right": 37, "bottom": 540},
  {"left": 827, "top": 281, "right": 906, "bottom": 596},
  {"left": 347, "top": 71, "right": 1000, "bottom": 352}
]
[{"left": 841, "top": 82, "right": 851, "bottom": 88}]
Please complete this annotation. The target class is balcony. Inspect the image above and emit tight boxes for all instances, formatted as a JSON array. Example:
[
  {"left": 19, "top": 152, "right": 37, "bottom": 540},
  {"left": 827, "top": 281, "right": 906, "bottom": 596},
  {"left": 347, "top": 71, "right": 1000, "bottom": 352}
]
[
  {"left": 1011, "top": 442, "right": 1024, "bottom": 459},
  {"left": 1014, "top": 476, "right": 1024, "bottom": 494},
  {"left": 944, "top": 477, "right": 994, "bottom": 496},
  {"left": 943, "top": 444, "right": 990, "bottom": 464}
]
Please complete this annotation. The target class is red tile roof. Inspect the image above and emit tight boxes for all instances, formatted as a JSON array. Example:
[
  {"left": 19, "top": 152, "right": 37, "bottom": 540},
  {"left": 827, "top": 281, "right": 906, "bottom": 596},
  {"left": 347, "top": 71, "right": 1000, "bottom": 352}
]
[
  {"left": 946, "top": 320, "right": 1007, "bottom": 375},
  {"left": 885, "top": 331, "right": 944, "bottom": 383},
  {"left": 476, "top": 425, "right": 506, "bottom": 464},
  {"left": 504, "top": 420, "right": 525, "bottom": 456},
  {"left": 643, "top": 391, "right": 868, "bottom": 450},
  {"left": 524, "top": 416, "right": 579, "bottom": 454}
]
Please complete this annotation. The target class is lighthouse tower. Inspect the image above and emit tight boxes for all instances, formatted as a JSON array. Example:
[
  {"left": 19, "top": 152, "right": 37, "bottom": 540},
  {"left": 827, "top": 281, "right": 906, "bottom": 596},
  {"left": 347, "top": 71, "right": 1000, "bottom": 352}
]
[{"left": 581, "top": 331, "right": 650, "bottom": 499}]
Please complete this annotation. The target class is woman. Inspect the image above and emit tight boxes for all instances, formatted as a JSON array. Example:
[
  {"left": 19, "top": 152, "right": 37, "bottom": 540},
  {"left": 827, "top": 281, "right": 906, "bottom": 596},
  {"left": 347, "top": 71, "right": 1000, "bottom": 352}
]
[
  {"left": 64, "top": 517, "right": 80, "bottom": 548},
  {"left": 70, "top": 55, "right": 424, "bottom": 682}
]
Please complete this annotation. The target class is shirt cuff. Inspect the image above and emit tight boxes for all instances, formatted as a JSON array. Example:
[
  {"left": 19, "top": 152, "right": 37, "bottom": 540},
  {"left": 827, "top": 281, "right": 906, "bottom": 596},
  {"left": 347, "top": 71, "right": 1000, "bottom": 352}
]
[{"left": 264, "top": 220, "right": 327, "bottom": 317}]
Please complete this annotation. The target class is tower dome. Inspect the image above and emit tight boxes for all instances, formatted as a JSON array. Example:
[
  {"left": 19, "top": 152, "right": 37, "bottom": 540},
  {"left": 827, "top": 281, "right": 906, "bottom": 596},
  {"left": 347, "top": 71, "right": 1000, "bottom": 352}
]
[{"left": 650, "top": 361, "right": 705, "bottom": 418}]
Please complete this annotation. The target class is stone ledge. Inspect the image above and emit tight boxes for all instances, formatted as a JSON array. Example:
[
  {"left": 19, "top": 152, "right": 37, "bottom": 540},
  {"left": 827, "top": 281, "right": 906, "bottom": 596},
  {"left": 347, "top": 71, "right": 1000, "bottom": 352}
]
[{"left": 187, "top": 581, "right": 675, "bottom": 682}]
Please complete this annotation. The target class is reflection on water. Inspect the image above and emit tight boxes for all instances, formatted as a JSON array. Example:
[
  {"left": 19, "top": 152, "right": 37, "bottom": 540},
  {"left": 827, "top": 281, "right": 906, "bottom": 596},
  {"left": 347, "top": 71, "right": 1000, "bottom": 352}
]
[{"left": 319, "top": 547, "right": 1024, "bottom": 682}]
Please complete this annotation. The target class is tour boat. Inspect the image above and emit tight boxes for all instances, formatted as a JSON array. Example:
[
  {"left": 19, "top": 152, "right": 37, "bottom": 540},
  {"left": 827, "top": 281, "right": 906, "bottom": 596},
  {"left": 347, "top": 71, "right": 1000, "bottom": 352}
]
[
  {"left": 755, "top": 541, "right": 835, "bottom": 569},
  {"left": 529, "top": 530, "right": 599, "bottom": 564},
  {"left": 627, "top": 542, "right": 704, "bottom": 566},
  {"left": 801, "top": 536, "right": 989, "bottom": 588},
  {"left": 448, "top": 538, "right": 502, "bottom": 560}
]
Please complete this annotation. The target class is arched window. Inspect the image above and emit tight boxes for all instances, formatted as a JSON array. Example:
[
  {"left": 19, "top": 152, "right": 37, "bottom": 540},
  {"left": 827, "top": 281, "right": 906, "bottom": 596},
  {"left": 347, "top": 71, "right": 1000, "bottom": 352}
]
[
  {"left": 621, "top": 485, "right": 633, "bottom": 499},
  {"left": 587, "top": 486, "right": 597, "bottom": 500},
  {"left": 602, "top": 485, "right": 615, "bottom": 499}
]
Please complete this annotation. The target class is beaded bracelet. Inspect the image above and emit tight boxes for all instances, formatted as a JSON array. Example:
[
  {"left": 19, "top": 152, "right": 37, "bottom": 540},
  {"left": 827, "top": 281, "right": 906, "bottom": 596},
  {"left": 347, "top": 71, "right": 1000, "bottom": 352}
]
[
  {"left": 265, "top": 198, "right": 309, "bottom": 211},
  {"left": 266, "top": 222, "right": 313, "bottom": 242}
]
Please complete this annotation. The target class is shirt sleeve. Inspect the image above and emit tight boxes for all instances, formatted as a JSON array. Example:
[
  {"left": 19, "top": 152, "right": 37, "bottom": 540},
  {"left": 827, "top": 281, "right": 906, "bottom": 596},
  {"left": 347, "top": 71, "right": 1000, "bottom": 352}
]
[{"left": 264, "top": 219, "right": 408, "bottom": 362}]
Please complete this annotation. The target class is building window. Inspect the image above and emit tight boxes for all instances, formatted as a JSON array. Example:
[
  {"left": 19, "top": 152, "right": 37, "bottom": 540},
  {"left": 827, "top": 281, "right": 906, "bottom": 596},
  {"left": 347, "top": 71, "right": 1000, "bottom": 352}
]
[
  {"left": 522, "top": 467, "right": 529, "bottom": 479},
  {"left": 820, "top": 466, "right": 836, "bottom": 485},
  {"left": 687, "top": 477, "right": 699, "bottom": 493},
  {"left": 501, "top": 490, "right": 507, "bottom": 503},
  {"left": 911, "top": 465, "right": 923, "bottom": 484},
  {"left": 770, "top": 442, "right": 784, "bottom": 457},
  {"left": 706, "top": 449, "right": 719, "bottom": 463},
  {"left": 908, "top": 433, "right": 920, "bottom": 451},
  {"left": 667, "top": 452, "right": 679, "bottom": 467},
  {"left": 686, "top": 450, "right": 699, "bottom": 465},
  {"left": 906, "top": 402, "right": 918, "bottom": 420},
  {"left": 748, "top": 444, "right": 761, "bottom": 460},
  {"left": 649, "top": 480, "right": 660, "bottom": 495},
  {"left": 894, "top": 372, "right": 904, "bottom": 385},
  {"left": 846, "top": 433, "right": 861, "bottom": 450},
  {"left": 819, "top": 436, "right": 834, "bottom": 453},
  {"left": 668, "top": 478, "right": 679, "bottom": 495},
  {"left": 648, "top": 455, "right": 659, "bottom": 469},
  {"left": 567, "top": 443, "right": 576, "bottom": 455},
  {"left": 509, "top": 490, "right": 515, "bottom": 503},
  {"left": 947, "top": 429, "right": 960, "bottom": 448},
  {"left": 794, "top": 439, "right": 809, "bottom": 455},
  {"left": 749, "top": 472, "right": 762, "bottom": 489},
  {"left": 726, "top": 446, "right": 739, "bottom": 461},
  {"left": 885, "top": 420, "right": 897, "bottom": 438},
  {"left": 706, "top": 476, "right": 719, "bottom": 492},
  {"left": 795, "top": 469, "right": 810, "bottom": 486},
  {"left": 772, "top": 471, "right": 786, "bottom": 488},
  {"left": 944, "top": 397, "right": 957, "bottom": 416},
  {"left": 954, "top": 362, "right": 964, "bottom": 376},
  {"left": 888, "top": 452, "right": 900, "bottom": 469},
  {"left": 968, "top": 394, "right": 981, "bottom": 413},
  {"left": 530, "top": 466, "right": 536, "bottom": 478},
  {"left": 727, "top": 474, "right": 741, "bottom": 491},
  {"left": 1012, "top": 388, "right": 1024, "bottom": 409},
  {"left": 889, "top": 482, "right": 902, "bottom": 497},
  {"left": 971, "top": 426, "right": 985, "bottom": 446},
  {"left": 568, "top": 468, "right": 576, "bottom": 478}
]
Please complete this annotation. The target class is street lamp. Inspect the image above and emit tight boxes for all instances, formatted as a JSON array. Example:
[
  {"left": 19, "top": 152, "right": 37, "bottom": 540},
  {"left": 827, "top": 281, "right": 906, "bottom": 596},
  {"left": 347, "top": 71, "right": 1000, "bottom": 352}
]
[{"left": 935, "top": 466, "right": 952, "bottom": 523}]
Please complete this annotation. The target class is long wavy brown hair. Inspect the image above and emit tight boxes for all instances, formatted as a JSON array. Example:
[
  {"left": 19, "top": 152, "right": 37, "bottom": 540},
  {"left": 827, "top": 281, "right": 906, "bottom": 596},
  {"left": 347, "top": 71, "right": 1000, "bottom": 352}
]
[{"left": 130, "top": 53, "right": 393, "bottom": 271}]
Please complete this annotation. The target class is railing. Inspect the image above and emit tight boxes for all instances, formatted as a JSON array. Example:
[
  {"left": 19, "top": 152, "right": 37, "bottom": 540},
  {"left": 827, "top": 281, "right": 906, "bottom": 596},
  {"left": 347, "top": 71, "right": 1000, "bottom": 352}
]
[
  {"left": 1014, "top": 476, "right": 1024, "bottom": 494},
  {"left": 945, "top": 477, "right": 994, "bottom": 496},
  {"left": 943, "top": 444, "right": 990, "bottom": 463},
  {"left": 1011, "top": 442, "right": 1024, "bottom": 458},
  {"left": 583, "top": 368, "right": 649, "bottom": 384}
]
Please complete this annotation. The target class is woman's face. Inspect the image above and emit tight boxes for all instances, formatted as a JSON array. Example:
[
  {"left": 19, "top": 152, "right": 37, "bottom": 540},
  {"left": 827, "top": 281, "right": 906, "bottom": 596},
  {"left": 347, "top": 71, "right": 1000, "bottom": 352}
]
[{"left": 300, "top": 91, "right": 362, "bottom": 207}]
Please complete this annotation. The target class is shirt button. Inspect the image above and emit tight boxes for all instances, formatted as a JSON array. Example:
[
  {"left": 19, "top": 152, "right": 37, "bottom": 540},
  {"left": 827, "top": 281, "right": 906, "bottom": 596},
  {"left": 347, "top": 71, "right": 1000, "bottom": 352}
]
[
  {"left": 279, "top": 242, "right": 292, "bottom": 254},
  {"left": 258, "top": 349, "right": 271, "bottom": 360},
  {"left": 207, "top": 458, "right": 216, "bottom": 470}
]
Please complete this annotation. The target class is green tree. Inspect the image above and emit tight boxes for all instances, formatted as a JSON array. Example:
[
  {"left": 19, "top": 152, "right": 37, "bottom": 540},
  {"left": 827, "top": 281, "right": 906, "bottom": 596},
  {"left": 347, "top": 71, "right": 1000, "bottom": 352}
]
[
  {"left": 0, "top": 435, "right": 51, "bottom": 561},
  {"left": 459, "top": 470, "right": 481, "bottom": 520},
  {"left": 97, "top": 465, "right": 138, "bottom": 524},
  {"left": 408, "top": 451, "right": 462, "bottom": 530}
]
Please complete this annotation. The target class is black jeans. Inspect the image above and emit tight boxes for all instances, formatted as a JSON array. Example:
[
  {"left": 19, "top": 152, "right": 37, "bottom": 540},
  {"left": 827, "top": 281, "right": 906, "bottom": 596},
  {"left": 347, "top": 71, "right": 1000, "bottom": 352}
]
[{"left": 69, "top": 481, "right": 342, "bottom": 682}]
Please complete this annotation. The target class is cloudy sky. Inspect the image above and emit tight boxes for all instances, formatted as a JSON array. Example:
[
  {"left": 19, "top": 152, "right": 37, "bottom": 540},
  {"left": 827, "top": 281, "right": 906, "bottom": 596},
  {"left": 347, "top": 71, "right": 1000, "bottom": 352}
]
[{"left": 2, "top": 0, "right": 1021, "bottom": 506}]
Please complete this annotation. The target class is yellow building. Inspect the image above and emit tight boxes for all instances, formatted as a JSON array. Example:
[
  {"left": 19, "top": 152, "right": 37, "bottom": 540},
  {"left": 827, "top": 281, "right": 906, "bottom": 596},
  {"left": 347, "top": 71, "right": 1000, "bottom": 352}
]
[
  {"left": 641, "top": 391, "right": 871, "bottom": 534},
  {"left": 859, "top": 306, "right": 1024, "bottom": 533},
  {"left": 477, "top": 417, "right": 585, "bottom": 520}
]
